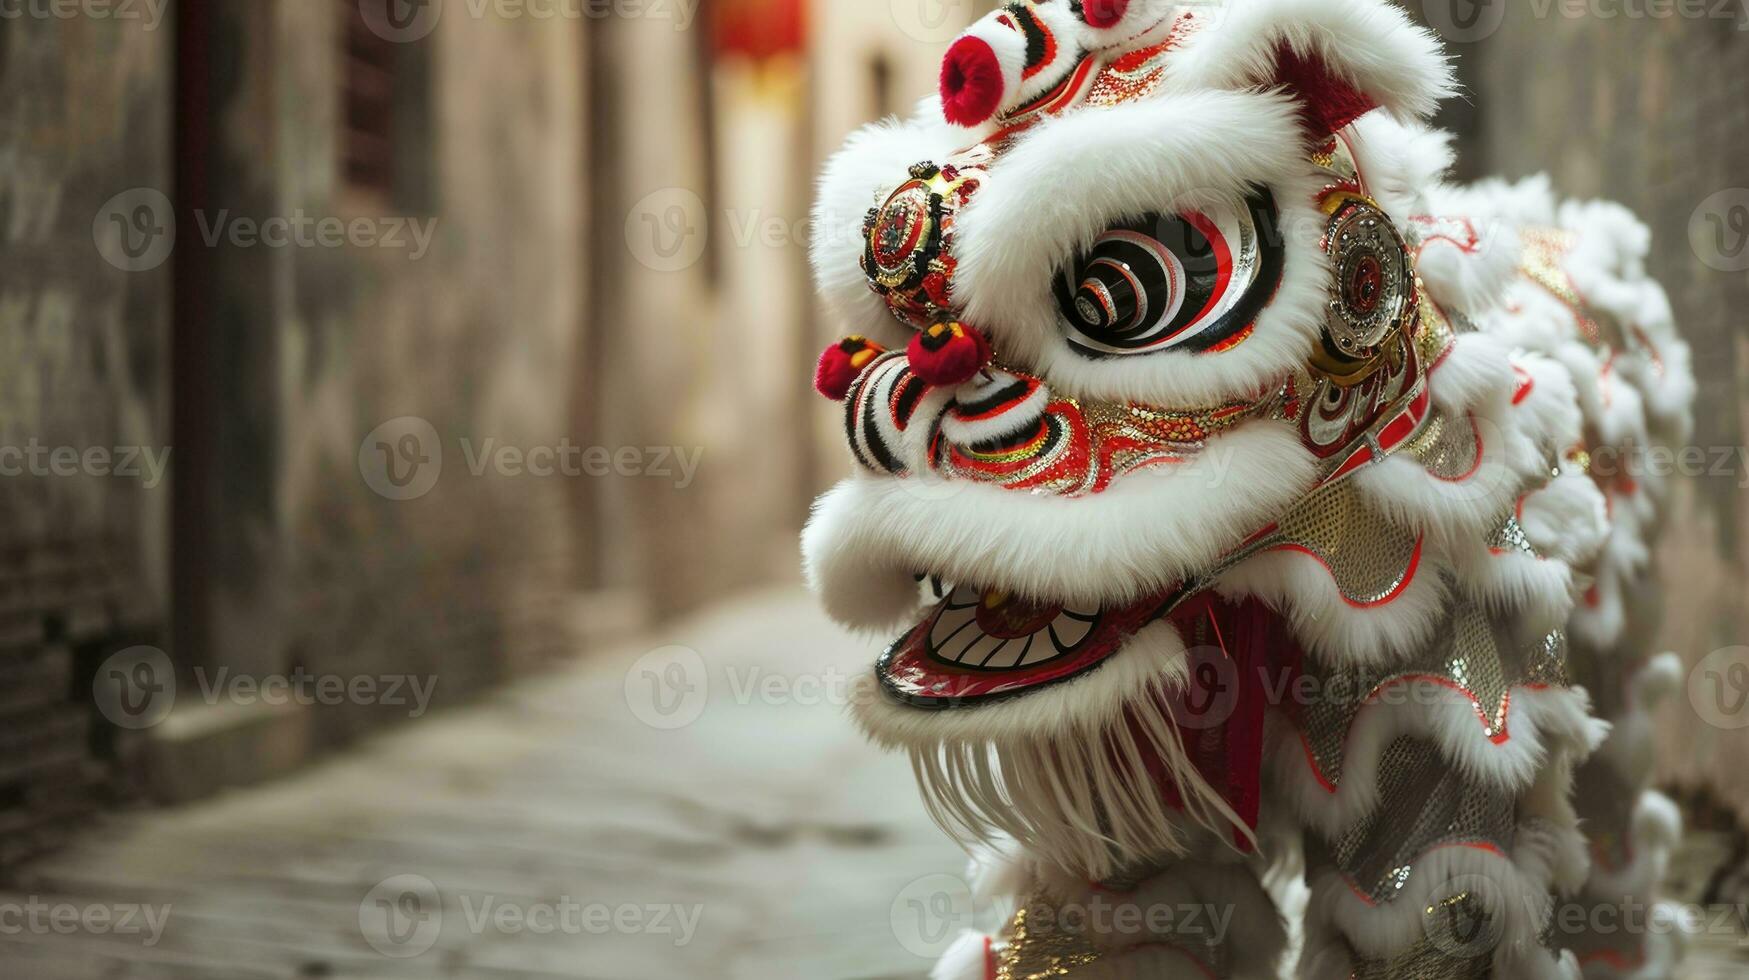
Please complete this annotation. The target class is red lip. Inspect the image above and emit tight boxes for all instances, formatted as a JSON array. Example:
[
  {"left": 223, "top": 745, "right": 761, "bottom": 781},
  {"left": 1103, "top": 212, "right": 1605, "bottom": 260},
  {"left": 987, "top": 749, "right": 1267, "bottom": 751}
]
[{"left": 876, "top": 582, "right": 1178, "bottom": 708}]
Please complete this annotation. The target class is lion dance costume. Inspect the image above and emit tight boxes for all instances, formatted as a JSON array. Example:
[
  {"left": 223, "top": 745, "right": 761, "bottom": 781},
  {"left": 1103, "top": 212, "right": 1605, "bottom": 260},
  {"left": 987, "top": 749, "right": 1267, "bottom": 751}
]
[{"left": 802, "top": 2, "right": 1696, "bottom": 976}]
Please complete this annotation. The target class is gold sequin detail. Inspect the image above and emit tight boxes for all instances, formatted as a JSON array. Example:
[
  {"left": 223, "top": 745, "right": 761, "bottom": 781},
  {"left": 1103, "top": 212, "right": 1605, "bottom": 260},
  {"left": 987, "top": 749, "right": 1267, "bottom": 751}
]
[
  {"left": 939, "top": 395, "right": 1273, "bottom": 497},
  {"left": 1327, "top": 737, "right": 1516, "bottom": 904},
  {"left": 1489, "top": 514, "right": 1539, "bottom": 558},
  {"left": 1297, "top": 593, "right": 1570, "bottom": 789},
  {"left": 1083, "top": 15, "right": 1200, "bottom": 107},
  {"left": 995, "top": 904, "right": 1104, "bottom": 980},
  {"left": 1345, "top": 897, "right": 1497, "bottom": 980},
  {"left": 1401, "top": 410, "right": 1482, "bottom": 481},
  {"left": 1417, "top": 288, "right": 1459, "bottom": 365},
  {"left": 1271, "top": 481, "right": 1422, "bottom": 606},
  {"left": 994, "top": 893, "right": 1226, "bottom": 980}
]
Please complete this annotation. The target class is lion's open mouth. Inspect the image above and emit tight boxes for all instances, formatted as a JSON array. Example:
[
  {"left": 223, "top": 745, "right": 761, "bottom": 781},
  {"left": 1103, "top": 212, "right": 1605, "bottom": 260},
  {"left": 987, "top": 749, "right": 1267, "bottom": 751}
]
[{"left": 876, "top": 579, "right": 1176, "bottom": 709}]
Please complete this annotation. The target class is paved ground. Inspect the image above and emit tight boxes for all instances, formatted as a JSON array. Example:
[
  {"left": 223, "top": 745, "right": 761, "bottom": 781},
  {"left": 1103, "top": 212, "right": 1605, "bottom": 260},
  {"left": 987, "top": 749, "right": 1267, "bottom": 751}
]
[
  {"left": 0, "top": 586, "right": 1744, "bottom": 978},
  {"left": 0, "top": 588, "right": 966, "bottom": 979}
]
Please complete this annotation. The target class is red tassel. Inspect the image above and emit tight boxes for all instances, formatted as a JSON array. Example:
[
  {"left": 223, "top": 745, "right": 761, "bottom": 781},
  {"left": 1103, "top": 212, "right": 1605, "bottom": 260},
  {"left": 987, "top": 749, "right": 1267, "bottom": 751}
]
[
  {"left": 907, "top": 321, "right": 991, "bottom": 388},
  {"left": 815, "top": 336, "right": 886, "bottom": 401}
]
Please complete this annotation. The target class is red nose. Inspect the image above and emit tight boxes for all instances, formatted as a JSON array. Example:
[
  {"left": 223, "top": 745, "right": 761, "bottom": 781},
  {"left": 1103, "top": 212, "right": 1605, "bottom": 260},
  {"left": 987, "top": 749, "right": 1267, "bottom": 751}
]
[
  {"left": 940, "top": 36, "right": 1005, "bottom": 127},
  {"left": 1081, "top": 0, "right": 1129, "bottom": 29}
]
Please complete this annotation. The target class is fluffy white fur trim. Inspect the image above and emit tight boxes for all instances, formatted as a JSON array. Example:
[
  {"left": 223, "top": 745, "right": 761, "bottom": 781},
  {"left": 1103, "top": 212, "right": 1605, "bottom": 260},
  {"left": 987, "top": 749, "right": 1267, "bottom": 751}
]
[
  {"left": 953, "top": 91, "right": 1329, "bottom": 407},
  {"left": 1350, "top": 409, "right": 1524, "bottom": 550},
  {"left": 981, "top": 18, "right": 1032, "bottom": 107},
  {"left": 853, "top": 618, "right": 1187, "bottom": 746},
  {"left": 1350, "top": 334, "right": 1552, "bottom": 550},
  {"left": 1303, "top": 819, "right": 1586, "bottom": 980},
  {"left": 1513, "top": 352, "right": 1587, "bottom": 459},
  {"left": 1343, "top": 113, "right": 1453, "bottom": 227},
  {"left": 1446, "top": 175, "right": 1560, "bottom": 230},
  {"left": 1582, "top": 790, "right": 1683, "bottom": 903},
  {"left": 1269, "top": 685, "right": 1608, "bottom": 841},
  {"left": 1161, "top": 0, "right": 1456, "bottom": 123},
  {"left": 1430, "top": 332, "right": 1516, "bottom": 415},
  {"left": 803, "top": 421, "right": 1317, "bottom": 630},
  {"left": 1213, "top": 543, "right": 1453, "bottom": 672},
  {"left": 1589, "top": 654, "right": 1683, "bottom": 791},
  {"left": 1415, "top": 187, "right": 1525, "bottom": 321},
  {"left": 1567, "top": 504, "right": 1654, "bottom": 652},
  {"left": 1446, "top": 537, "right": 1577, "bottom": 641},
  {"left": 1520, "top": 470, "right": 1610, "bottom": 570},
  {"left": 864, "top": 616, "right": 1253, "bottom": 880},
  {"left": 932, "top": 931, "right": 993, "bottom": 980},
  {"left": 1602, "top": 912, "right": 1690, "bottom": 980}
]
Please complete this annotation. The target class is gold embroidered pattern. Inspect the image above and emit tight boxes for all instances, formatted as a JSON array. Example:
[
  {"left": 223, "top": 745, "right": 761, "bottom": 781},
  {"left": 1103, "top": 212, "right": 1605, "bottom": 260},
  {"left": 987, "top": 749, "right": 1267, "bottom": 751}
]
[
  {"left": 1401, "top": 411, "right": 1483, "bottom": 482},
  {"left": 1327, "top": 737, "right": 1516, "bottom": 903},
  {"left": 937, "top": 392, "right": 1276, "bottom": 497},
  {"left": 1345, "top": 899, "right": 1496, "bottom": 980},
  {"left": 1295, "top": 595, "right": 1570, "bottom": 789},
  {"left": 1270, "top": 481, "right": 1423, "bottom": 607},
  {"left": 995, "top": 903, "right": 1104, "bottom": 980}
]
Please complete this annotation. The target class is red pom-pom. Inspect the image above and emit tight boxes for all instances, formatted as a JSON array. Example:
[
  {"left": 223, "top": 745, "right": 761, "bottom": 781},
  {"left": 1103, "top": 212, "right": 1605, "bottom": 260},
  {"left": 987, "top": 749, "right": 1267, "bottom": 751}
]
[
  {"left": 815, "top": 336, "right": 885, "bottom": 401},
  {"left": 907, "top": 321, "right": 991, "bottom": 388},
  {"left": 940, "top": 36, "right": 1004, "bottom": 128},
  {"left": 1080, "top": 0, "right": 1129, "bottom": 29}
]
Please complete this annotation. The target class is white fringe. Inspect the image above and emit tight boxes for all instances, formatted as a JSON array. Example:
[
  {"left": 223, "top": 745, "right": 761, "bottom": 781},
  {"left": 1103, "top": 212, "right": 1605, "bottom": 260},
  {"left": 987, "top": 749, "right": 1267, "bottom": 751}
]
[{"left": 906, "top": 669, "right": 1254, "bottom": 883}]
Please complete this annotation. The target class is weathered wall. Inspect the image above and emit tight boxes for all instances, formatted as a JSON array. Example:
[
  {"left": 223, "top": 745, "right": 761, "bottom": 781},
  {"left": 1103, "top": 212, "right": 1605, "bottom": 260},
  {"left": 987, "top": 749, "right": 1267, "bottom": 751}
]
[
  {"left": 164, "top": 4, "right": 590, "bottom": 771},
  {"left": 1459, "top": 6, "right": 1749, "bottom": 817},
  {"left": 581, "top": 10, "right": 719, "bottom": 615},
  {"left": 0, "top": 16, "right": 170, "bottom": 859}
]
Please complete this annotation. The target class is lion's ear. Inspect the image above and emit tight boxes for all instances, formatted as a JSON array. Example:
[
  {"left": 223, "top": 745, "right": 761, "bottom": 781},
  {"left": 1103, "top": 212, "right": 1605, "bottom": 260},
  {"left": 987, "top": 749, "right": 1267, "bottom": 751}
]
[{"left": 1166, "top": 0, "right": 1455, "bottom": 138}]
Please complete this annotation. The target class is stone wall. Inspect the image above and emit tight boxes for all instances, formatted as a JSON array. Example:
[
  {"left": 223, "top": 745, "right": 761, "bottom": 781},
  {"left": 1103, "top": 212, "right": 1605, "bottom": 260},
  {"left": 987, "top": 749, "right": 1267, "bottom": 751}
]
[
  {"left": 0, "top": 16, "right": 171, "bottom": 863},
  {"left": 160, "top": 4, "right": 593, "bottom": 778},
  {"left": 1, "top": 1, "right": 881, "bottom": 829}
]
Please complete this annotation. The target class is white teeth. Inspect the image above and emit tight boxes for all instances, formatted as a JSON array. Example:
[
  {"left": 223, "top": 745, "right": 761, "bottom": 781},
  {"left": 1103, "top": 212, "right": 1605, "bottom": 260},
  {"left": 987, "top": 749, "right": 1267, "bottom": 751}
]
[
  {"left": 918, "top": 579, "right": 1105, "bottom": 668},
  {"left": 984, "top": 639, "right": 1029, "bottom": 670},
  {"left": 1063, "top": 599, "right": 1101, "bottom": 618},
  {"left": 928, "top": 606, "right": 973, "bottom": 652},
  {"left": 954, "top": 632, "right": 1003, "bottom": 667},
  {"left": 1017, "top": 637, "right": 1057, "bottom": 667},
  {"left": 1049, "top": 616, "right": 1093, "bottom": 650}
]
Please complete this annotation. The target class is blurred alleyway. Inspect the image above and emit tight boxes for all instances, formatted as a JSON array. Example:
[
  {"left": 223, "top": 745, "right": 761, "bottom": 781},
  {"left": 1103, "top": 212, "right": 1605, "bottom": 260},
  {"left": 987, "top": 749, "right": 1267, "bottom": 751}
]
[{"left": 0, "top": 589, "right": 965, "bottom": 980}]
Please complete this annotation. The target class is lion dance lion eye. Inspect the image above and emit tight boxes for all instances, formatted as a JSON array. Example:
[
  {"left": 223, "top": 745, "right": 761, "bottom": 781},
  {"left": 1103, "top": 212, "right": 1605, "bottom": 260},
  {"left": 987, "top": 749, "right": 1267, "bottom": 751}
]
[{"left": 1054, "top": 189, "right": 1285, "bottom": 357}]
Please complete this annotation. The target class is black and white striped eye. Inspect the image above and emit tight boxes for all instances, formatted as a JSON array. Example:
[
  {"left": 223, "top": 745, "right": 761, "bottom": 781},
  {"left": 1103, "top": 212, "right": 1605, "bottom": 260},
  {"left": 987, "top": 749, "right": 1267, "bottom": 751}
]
[{"left": 1053, "top": 189, "right": 1284, "bottom": 357}]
